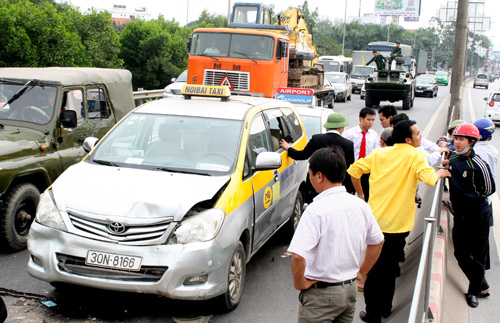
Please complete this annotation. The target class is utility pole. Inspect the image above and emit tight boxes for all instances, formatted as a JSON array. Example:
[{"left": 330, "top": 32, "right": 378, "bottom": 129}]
[
  {"left": 342, "top": 0, "right": 347, "bottom": 56},
  {"left": 449, "top": 0, "right": 469, "bottom": 121}
]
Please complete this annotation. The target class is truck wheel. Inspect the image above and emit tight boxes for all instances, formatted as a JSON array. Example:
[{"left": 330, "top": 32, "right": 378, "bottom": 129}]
[
  {"left": 373, "top": 99, "right": 380, "bottom": 107},
  {"left": 365, "top": 93, "right": 373, "bottom": 107},
  {"left": 1, "top": 183, "right": 40, "bottom": 251},
  {"left": 403, "top": 92, "right": 411, "bottom": 110},
  {"left": 218, "top": 241, "right": 246, "bottom": 312}
]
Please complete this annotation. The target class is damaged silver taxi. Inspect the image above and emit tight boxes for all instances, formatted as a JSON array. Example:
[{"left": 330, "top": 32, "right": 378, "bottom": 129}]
[{"left": 27, "top": 85, "right": 308, "bottom": 310}]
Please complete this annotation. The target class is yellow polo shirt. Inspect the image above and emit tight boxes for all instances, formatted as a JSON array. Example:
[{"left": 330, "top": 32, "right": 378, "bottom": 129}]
[{"left": 347, "top": 144, "right": 438, "bottom": 233}]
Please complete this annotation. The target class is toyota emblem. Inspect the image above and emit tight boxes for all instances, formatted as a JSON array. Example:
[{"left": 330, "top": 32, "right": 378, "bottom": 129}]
[{"left": 108, "top": 222, "right": 127, "bottom": 234}]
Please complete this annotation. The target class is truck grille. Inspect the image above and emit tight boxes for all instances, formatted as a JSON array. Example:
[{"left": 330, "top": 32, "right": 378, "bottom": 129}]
[
  {"left": 56, "top": 253, "right": 167, "bottom": 282},
  {"left": 203, "top": 69, "right": 250, "bottom": 91},
  {"left": 67, "top": 211, "right": 174, "bottom": 245}
]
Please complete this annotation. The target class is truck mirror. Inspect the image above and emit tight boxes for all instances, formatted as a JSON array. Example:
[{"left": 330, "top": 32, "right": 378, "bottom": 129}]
[
  {"left": 186, "top": 37, "right": 192, "bottom": 53},
  {"left": 60, "top": 110, "right": 77, "bottom": 128}
]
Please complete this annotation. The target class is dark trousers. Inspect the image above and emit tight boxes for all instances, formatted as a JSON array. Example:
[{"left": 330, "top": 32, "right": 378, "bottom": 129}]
[
  {"left": 364, "top": 232, "right": 409, "bottom": 318},
  {"left": 452, "top": 211, "right": 490, "bottom": 296},
  {"left": 361, "top": 173, "right": 370, "bottom": 202}
]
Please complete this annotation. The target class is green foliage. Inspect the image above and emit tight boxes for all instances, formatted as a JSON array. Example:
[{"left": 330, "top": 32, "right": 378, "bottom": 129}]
[
  {"left": 196, "top": 10, "right": 227, "bottom": 27},
  {"left": 119, "top": 16, "right": 193, "bottom": 90},
  {"left": 0, "top": 0, "right": 122, "bottom": 68}
]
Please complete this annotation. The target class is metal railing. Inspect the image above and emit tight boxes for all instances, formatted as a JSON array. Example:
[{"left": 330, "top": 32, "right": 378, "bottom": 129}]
[
  {"left": 132, "top": 89, "right": 164, "bottom": 106},
  {"left": 408, "top": 106, "right": 455, "bottom": 323}
]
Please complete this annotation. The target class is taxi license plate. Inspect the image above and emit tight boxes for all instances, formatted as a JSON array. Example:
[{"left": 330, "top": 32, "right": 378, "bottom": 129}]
[{"left": 86, "top": 250, "right": 142, "bottom": 271}]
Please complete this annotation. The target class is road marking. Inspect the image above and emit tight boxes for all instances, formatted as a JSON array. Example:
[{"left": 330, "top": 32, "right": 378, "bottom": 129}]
[
  {"left": 468, "top": 82, "right": 477, "bottom": 121},
  {"left": 422, "top": 93, "right": 451, "bottom": 138}
]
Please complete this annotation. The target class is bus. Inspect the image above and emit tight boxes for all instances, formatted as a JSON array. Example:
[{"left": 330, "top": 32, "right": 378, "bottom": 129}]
[{"left": 318, "top": 55, "right": 352, "bottom": 74}]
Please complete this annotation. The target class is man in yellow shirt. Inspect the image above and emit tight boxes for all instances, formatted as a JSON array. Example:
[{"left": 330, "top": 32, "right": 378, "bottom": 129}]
[{"left": 348, "top": 120, "right": 450, "bottom": 323}]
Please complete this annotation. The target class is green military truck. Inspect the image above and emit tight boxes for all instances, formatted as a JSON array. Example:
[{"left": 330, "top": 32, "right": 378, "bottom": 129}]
[
  {"left": 0, "top": 67, "right": 136, "bottom": 251},
  {"left": 364, "top": 68, "right": 416, "bottom": 110}
]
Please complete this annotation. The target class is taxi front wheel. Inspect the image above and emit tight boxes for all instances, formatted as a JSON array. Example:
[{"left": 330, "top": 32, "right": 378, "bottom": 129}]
[
  {"left": 286, "top": 191, "right": 303, "bottom": 238},
  {"left": 219, "top": 241, "right": 246, "bottom": 311}
]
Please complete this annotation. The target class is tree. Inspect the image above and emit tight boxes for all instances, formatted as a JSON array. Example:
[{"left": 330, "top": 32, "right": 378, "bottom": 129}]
[
  {"left": 119, "top": 16, "right": 193, "bottom": 90},
  {"left": 0, "top": 0, "right": 122, "bottom": 68}
]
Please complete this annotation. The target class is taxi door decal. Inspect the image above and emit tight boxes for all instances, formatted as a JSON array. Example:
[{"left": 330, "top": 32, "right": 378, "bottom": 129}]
[
  {"left": 263, "top": 186, "right": 272, "bottom": 209},
  {"left": 272, "top": 182, "right": 280, "bottom": 204}
]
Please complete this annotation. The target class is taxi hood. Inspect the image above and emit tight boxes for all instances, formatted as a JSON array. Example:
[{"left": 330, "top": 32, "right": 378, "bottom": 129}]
[{"left": 52, "top": 162, "right": 230, "bottom": 222}]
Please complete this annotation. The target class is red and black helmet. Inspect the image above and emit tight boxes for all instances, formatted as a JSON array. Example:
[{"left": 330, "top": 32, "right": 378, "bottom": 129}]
[{"left": 453, "top": 123, "right": 480, "bottom": 140}]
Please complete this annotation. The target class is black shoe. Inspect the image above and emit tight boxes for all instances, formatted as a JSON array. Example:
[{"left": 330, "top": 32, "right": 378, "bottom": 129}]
[
  {"left": 359, "top": 311, "right": 381, "bottom": 323},
  {"left": 466, "top": 293, "right": 479, "bottom": 307}
]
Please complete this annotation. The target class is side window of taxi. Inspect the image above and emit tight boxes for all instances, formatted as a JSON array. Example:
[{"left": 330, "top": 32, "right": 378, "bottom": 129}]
[
  {"left": 61, "top": 89, "right": 85, "bottom": 126},
  {"left": 247, "top": 114, "right": 272, "bottom": 166},
  {"left": 280, "top": 108, "right": 303, "bottom": 143},
  {"left": 263, "top": 108, "right": 288, "bottom": 152}
]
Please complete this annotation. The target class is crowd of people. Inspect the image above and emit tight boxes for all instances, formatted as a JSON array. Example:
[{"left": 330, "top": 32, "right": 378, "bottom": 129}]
[{"left": 283, "top": 106, "right": 498, "bottom": 322}]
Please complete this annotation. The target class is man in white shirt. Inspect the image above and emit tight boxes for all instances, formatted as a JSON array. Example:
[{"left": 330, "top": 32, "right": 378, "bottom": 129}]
[
  {"left": 473, "top": 117, "right": 499, "bottom": 296},
  {"left": 204, "top": 40, "right": 220, "bottom": 55},
  {"left": 289, "top": 147, "right": 384, "bottom": 323},
  {"left": 343, "top": 107, "right": 380, "bottom": 201}
]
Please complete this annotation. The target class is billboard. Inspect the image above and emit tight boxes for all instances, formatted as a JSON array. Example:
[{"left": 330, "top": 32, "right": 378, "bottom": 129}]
[{"left": 374, "top": 0, "right": 422, "bottom": 17}]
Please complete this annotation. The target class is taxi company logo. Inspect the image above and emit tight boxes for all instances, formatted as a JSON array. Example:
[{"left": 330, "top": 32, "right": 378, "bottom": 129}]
[
  {"left": 263, "top": 187, "right": 272, "bottom": 209},
  {"left": 108, "top": 222, "right": 126, "bottom": 234}
]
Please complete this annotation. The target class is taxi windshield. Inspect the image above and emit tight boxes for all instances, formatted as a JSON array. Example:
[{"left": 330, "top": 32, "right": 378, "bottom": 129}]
[
  {"left": 89, "top": 113, "right": 242, "bottom": 175},
  {"left": 0, "top": 82, "right": 56, "bottom": 125}
]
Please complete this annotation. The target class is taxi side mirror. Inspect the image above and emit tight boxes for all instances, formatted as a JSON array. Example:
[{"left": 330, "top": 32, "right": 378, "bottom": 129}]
[
  {"left": 255, "top": 152, "right": 282, "bottom": 170},
  {"left": 83, "top": 137, "right": 99, "bottom": 153}
]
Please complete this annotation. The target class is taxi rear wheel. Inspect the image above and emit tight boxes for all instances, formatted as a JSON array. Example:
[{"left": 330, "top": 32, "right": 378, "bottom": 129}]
[{"left": 219, "top": 241, "right": 246, "bottom": 311}]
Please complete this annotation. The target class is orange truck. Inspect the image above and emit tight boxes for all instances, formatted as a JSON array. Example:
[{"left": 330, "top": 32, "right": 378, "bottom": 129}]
[{"left": 186, "top": 3, "right": 334, "bottom": 107}]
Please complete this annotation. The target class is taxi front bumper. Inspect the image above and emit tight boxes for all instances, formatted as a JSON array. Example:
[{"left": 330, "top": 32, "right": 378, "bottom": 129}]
[{"left": 27, "top": 221, "right": 232, "bottom": 300}]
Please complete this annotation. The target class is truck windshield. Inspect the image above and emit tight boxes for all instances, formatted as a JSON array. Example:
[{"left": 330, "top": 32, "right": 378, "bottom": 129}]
[
  {"left": 190, "top": 32, "right": 274, "bottom": 61},
  {"left": 0, "top": 83, "right": 56, "bottom": 125},
  {"left": 351, "top": 66, "right": 373, "bottom": 76},
  {"left": 90, "top": 113, "right": 243, "bottom": 175}
]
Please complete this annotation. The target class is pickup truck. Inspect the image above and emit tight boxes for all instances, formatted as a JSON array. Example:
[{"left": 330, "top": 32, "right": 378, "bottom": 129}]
[{"left": 0, "top": 67, "right": 136, "bottom": 251}]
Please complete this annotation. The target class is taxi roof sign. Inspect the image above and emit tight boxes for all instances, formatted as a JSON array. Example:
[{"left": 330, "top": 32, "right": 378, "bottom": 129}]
[{"left": 182, "top": 84, "right": 231, "bottom": 101}]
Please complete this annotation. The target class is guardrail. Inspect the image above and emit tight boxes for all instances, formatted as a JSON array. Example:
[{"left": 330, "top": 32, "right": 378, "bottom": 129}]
[
  {"left": 132, "top": 89, "right": 164, "bottom": 106},
  {"left": 408, "top": 105, "right": 455, "bottom": 323}
]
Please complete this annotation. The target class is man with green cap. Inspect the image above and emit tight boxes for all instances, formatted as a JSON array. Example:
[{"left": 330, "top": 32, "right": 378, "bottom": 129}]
[
  {"left": 366, "top": 51, "right": 387, "bottom": 71},
  {"left": 280, "top": 112, "right": 355, "bottom": 199}
]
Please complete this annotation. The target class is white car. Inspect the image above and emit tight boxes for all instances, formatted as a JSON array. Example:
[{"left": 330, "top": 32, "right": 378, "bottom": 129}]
[
  {"left": 294, "top": 106, "right": 335, "bottom": 141},
  {"left": 484, "top": 91, "right": 500, "bottom": 123},
  {"left": 163, "top": 70, "right": 188, "bottom": 98},
  {"left": 27, "top": 85, "right": 309, "bottom": 311},
  {"left": 325, "top": 72, "right": 352, "bottom": 102}
]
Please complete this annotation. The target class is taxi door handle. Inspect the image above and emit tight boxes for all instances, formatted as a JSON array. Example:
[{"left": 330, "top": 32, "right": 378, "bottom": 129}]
[{"left": 273, "top": 170, "right": 279, "bottom": 182}]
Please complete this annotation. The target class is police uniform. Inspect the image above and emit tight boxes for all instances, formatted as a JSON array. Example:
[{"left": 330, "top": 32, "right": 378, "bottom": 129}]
[
  {"left": 366, "top": 54, "right": 387, "bottom": 71},
  {"left": 393, "top": 46, "right": 402, "bottom": 57}
]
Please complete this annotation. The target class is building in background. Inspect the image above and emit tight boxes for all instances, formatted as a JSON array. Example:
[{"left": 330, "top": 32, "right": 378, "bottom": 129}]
[{"left": 97, "top": 4, "right": 152, "bottom": 24}]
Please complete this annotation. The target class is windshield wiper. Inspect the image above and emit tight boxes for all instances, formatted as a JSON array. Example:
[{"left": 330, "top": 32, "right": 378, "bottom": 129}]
[
  {"left": 2, "top": 80, "right": 40, "bottom": 108},
  {"left": 198, "top": 53, "right": 219, "bottom": 61},
  {"left": 154, "top": 167, "right": 211, "bottom": 176},
  {"left": 234, "top": 52, "right": 258, "bottom": 64},
  {"left": 93, "top": 159, "right": 120, "bottom": 167}
]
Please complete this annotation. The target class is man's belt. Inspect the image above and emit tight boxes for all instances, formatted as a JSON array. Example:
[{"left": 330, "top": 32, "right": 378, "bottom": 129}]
[{"left": 311, "top": 278, "right": 356, "bottom": 288}]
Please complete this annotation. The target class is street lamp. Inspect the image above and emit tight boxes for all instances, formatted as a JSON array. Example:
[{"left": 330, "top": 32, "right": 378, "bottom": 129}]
[{"left": 342, "top": 0, "right": 347, "bottom": 56}]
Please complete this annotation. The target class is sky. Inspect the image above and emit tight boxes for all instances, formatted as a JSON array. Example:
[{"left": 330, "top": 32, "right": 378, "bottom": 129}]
[{"left": 61, "top": 0, "right": 500, "bottom": 50}]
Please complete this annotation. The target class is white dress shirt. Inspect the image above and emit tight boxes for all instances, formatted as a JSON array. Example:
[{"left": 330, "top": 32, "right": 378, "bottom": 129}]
[
  {"left": 343, "top": 125, "right": 380, "bottom": 160},
  {"left": 474, "top": 141, "right": 499, "bottom": 203},
  {"left": 288, "top": 186, "right": 384, "bottom": 283}
]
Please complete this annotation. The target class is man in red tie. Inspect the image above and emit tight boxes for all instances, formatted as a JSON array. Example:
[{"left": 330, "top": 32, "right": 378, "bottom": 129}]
[{"left": 343, "top": 108, "right": 380, "bottom": 201}]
